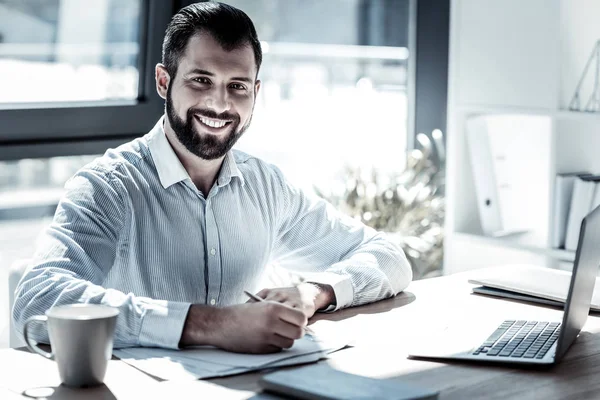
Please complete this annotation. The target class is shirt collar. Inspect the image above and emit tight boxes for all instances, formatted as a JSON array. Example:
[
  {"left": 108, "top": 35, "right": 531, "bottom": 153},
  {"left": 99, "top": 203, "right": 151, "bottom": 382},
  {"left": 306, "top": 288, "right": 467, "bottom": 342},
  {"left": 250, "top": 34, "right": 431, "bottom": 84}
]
[
  {"left": 147, "top": 117, "right": 245, "bottom": 189},
  {"left": 217, "top": 151, "right": 245, "bottom": 187},
  {"left": 147, "top": 118, "right": 191, "bottom": 189}
]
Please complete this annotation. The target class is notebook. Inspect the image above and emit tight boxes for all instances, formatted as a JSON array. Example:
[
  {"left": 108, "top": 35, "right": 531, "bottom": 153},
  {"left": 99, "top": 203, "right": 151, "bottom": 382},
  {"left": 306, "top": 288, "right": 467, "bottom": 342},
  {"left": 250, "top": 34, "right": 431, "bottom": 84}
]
[
  {"left": 471, "top": 286, "right": 564, "bottom": 308},
  {"left": 467, "top": 263, "right": 600, "bottom": 312},
  {"left": 259, "top": 364, "right": 439, "bottom": 400}
]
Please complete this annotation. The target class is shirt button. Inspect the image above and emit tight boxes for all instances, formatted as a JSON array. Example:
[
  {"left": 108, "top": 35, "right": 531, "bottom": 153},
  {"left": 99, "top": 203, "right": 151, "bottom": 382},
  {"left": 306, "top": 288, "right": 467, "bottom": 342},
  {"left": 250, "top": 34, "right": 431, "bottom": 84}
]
[
  {"left": 210, "top": 248, "right": 216, "bottom": 256},
  {"left": 210, "top": 299, "right": 216, "bottom": 305}
]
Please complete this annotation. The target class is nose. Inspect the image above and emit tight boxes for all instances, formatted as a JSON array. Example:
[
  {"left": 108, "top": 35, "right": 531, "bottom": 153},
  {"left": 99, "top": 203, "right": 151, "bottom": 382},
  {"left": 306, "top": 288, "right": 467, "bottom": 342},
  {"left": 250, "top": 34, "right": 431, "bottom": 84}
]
[{"left": 205, "top": 87, "right": 231, "bottom": 114}]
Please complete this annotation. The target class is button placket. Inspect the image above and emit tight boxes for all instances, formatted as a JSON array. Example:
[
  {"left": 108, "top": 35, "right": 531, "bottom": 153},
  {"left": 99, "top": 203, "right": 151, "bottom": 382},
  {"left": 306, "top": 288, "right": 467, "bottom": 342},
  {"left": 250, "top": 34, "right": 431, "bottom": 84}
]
[{"left": 205, "top": 199, "right": 221, "bottom": 306}]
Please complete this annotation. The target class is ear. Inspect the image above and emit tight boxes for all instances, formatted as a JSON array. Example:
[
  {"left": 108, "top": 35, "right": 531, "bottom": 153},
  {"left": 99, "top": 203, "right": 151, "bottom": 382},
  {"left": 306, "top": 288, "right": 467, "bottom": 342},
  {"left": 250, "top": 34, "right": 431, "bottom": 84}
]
[
  {"left": 155, "top": 63, "right": 171, "bottom": 100},
  {"left": 254, "top": 79, "right": 261, "bottom": 98}
]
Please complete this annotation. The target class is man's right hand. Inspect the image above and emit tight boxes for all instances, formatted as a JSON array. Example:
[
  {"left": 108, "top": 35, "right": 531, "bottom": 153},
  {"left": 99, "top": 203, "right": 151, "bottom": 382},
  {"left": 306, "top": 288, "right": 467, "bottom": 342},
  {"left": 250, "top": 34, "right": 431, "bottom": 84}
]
[{"left": 179, "top": 301, "right": 307, "bottom": 353}]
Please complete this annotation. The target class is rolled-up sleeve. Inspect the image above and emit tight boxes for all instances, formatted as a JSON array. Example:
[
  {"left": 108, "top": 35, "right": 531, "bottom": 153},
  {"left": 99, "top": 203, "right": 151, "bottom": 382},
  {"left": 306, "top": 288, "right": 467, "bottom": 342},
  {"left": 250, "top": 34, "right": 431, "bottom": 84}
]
[
  {"left": 12, "top": 165, "right": 191, "bottom": 349},
  {"left": 270, "top": 167, "right": 413, "bottom": 310}
]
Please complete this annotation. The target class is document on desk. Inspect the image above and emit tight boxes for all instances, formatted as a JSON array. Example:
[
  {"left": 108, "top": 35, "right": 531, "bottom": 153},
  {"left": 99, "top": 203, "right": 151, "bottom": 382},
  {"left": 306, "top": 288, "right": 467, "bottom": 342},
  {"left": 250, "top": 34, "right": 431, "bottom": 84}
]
[
  {"left": 468, "top": 263, "right": 600, "bottom": 311},
  {"left": 113, "top": 321, "right": 351, "bottom": 380}
]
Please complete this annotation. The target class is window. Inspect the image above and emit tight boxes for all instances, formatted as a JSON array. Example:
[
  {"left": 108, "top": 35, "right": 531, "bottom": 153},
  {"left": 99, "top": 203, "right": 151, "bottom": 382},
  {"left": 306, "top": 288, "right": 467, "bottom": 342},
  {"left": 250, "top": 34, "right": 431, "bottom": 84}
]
[
  {"left": 0, "top": 0, "right": 141, "bottom": 104},
  {"left": 0, "top": 0, "right": 173, "bottom": 158},
  {"left": 0, "top": 155, "right": 99, "bottom": 219}
]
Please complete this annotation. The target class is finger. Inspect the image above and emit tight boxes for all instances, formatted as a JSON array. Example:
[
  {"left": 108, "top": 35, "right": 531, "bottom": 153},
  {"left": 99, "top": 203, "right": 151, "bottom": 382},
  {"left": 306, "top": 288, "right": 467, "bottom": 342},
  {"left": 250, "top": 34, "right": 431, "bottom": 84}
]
[
  {"left": 252, "top": 345, "right": 281, "bottom": 354},
  {"left": 270, "top": 333, "right": 295, "bottom": 349},
  {"left": 298, "top": 305, "right": 314, "bottom": 318},
  {"left": 272, "top": 318, "right": 304, "bottom": 340},
  {"left": 265, "top": 345, "right": 283, "bottom": 353},
  {"left": 256, "top": 289, "right": 270, "bottom": 299},
  {"left": 282, "top": 299, "right": 301, "bottom": 309},
  {"left": 277, "top": 306, "right": 308, "bottom": 328},
  {"left": 264, "top": 291, "right": 287, "bottom": 303}
]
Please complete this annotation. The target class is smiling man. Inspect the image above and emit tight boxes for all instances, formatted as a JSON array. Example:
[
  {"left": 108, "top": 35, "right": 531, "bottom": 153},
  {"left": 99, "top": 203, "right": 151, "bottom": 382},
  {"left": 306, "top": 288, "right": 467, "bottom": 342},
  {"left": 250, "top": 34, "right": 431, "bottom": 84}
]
[{"left": 13, "top": 2, "right": 412, "bottom": 354}]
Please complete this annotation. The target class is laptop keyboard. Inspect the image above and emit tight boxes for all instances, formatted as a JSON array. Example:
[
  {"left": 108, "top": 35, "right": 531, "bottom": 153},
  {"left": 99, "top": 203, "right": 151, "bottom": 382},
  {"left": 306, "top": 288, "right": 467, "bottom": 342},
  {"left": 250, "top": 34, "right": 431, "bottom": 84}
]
[{"left": 472, "top": 320, "right": 561, "bottom": 359}]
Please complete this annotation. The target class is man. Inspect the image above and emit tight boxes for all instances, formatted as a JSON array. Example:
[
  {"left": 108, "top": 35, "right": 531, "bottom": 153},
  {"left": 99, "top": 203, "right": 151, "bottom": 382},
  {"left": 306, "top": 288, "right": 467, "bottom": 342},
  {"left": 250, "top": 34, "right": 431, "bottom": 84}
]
[{"left": 13, "top": 2, "right": 412, "bottom": 354}]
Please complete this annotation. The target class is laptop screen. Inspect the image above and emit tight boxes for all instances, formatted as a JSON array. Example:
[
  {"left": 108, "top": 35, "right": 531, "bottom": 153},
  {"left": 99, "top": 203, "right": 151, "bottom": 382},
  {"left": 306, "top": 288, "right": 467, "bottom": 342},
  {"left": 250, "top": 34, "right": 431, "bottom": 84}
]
[{"left": 556, "top": 204, "right": 600, "bottom": 360}]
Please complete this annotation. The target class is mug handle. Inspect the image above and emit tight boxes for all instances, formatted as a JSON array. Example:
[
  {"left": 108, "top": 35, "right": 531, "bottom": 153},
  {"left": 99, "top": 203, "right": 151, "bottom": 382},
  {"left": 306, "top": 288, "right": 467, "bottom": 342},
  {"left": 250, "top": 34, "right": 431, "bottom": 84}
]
[{"left": 23, "top": 315, "right": 54, "bottom": 360}]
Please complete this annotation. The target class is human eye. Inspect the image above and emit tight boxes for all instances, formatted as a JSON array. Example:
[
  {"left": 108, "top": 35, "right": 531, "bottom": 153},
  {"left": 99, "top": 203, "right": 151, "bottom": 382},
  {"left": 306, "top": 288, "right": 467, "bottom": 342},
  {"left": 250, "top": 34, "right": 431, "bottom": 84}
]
[
  {"left": 229, "top": 83, "right": 247, "bottom": 91},
  {"left": 193, "top": 77, "right": 211, "bottom": 84}
]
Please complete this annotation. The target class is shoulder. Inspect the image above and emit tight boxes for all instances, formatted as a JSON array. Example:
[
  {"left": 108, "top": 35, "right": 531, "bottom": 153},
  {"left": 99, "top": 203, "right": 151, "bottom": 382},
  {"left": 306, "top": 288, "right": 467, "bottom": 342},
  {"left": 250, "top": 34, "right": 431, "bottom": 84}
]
[
  {"left": 68, "top": 137, "right": 148, "bottom": 190},
  {"left": 232, "top": 149, "right": 288, "bottom": 186}
]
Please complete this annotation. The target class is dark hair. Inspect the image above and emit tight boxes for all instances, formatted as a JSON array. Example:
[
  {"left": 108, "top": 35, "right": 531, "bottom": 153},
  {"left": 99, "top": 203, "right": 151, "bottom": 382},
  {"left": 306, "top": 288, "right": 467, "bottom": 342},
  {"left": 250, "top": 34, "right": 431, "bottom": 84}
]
[{"left": 162, "top": 2, "right": 262, "bottom": 79}]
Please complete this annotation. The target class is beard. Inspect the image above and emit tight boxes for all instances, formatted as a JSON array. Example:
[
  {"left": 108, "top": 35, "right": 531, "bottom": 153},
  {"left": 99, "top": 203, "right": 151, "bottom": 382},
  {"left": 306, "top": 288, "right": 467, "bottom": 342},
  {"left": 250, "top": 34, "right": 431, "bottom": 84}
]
[{"left": 165, "top": 85, "right": 253, "bottom": 160}]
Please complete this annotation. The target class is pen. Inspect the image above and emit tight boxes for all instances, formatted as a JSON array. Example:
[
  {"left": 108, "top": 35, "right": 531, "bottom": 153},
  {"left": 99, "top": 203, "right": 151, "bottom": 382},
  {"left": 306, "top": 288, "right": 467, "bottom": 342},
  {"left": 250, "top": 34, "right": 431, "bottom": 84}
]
[{"left": 243, "top": 290, "right": 317, "bottom": 337}]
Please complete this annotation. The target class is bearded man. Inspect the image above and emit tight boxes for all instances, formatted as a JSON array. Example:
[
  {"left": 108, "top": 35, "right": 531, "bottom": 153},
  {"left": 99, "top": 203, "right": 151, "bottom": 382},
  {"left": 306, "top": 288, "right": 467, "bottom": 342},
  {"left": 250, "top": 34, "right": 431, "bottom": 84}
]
[{"left": 13, "top": 2, "right": 412, "bottom": 354}]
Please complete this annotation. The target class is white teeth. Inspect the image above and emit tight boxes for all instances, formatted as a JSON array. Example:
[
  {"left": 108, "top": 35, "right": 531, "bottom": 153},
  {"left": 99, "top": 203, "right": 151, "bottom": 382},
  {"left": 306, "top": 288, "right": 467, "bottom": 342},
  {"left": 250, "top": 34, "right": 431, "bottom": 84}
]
[{"left": 199, "top": 116, "right": 227, "bottom": 128}]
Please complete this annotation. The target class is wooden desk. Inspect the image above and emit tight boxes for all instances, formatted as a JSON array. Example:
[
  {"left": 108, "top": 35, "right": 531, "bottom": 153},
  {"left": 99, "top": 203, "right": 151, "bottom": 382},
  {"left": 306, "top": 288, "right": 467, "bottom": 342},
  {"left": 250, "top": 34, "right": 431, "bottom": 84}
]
[{"left": 2, "top": 271, "right": 600, "bottom": 399}]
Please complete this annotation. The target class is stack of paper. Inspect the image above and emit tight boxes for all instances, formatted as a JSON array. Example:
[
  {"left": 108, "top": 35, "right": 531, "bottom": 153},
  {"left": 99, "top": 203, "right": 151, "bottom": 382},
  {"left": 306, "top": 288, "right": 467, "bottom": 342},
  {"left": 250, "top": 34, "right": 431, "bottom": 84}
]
[{"left": 113, "top": 321, "right": 351, "bottom": 380}]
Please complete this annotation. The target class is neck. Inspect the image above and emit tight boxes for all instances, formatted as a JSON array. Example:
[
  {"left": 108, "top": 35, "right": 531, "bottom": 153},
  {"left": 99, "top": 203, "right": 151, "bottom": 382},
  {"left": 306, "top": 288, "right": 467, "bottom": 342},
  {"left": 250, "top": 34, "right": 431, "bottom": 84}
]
[{"left": 163, "top": 118, "right": 224, "bottom": 197}]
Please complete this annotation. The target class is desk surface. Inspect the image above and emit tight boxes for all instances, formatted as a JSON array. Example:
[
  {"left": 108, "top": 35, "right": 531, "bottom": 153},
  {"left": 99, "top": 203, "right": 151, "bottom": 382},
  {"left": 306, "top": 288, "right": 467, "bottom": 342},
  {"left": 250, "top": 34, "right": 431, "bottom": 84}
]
[{"left": 3, "top": 271, "right": 600, "bottom": 400}]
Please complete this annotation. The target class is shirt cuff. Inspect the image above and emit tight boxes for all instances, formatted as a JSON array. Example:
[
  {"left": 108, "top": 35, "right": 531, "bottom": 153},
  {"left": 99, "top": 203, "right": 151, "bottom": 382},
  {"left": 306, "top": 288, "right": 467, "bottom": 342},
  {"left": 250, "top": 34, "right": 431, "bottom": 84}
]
[
  {"left": 305, "top": 272, "right": 354, "bottom": 311},
  {"left": 138, "top": 301, "right": 191, "bottom": 349}
]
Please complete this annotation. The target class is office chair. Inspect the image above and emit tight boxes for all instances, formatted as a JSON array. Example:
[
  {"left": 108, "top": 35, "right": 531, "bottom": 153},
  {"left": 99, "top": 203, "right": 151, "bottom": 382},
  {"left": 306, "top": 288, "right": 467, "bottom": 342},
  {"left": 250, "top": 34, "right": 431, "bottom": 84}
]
[{"left": 8, "top": 259, "right": 30, "bottom": 348}]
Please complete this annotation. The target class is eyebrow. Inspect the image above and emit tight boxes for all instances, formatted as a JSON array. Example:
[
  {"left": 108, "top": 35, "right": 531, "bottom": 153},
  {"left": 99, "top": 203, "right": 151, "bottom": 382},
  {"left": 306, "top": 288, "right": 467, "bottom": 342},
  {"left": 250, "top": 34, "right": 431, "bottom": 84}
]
[{"left": 187, "top": 68, "right": 254, "bottom": 84}]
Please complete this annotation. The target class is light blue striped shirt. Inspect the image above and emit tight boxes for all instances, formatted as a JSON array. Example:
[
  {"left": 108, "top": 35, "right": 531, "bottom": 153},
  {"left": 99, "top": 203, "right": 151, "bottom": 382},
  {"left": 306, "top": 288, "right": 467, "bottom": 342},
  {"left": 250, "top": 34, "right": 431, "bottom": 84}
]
[{"left": 13, "top": 118, "right": 412, "bottom": 349}]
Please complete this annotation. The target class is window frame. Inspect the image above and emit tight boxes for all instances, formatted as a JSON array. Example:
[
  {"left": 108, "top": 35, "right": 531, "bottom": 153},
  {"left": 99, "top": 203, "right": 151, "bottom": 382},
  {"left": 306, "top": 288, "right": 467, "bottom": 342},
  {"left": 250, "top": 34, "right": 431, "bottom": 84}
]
[
  {"left": 412, "top": 0, "right": 450, "bottom": 153},
  {"left": 0, "top": 0, "right": 175, "bottom": 161}
]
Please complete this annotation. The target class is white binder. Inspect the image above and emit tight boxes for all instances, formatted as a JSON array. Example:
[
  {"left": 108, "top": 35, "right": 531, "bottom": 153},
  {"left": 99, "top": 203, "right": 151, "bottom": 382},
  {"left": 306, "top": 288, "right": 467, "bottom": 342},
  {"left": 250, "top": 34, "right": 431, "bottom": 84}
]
[
  {"left": 466, "top": 117, "right": 503, "bottom": 235},
  {"left": 551, "top": 172, "right": 590, "bottom": 249},
  {"left": 466, "top": 115, "right": 547, "bottom": 236},
  {"left": 565, "top": 175, "right": 600, "bottom": 251}
]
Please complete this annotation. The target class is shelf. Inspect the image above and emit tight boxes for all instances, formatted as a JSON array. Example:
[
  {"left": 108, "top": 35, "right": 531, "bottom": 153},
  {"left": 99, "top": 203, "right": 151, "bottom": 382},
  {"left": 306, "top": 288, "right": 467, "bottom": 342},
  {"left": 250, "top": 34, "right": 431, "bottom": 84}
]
[
  {"left": 455, "top": 105, "right": 600, "bottom": 122},
  {"left": 555, "top": 110, "right": 600, "bottom": 123},
  {"left": 455, "top": 104, "right": 555, "bottom": 116},
  {"left": 452, "top": 232, "right": 576, "bottom": 263}
]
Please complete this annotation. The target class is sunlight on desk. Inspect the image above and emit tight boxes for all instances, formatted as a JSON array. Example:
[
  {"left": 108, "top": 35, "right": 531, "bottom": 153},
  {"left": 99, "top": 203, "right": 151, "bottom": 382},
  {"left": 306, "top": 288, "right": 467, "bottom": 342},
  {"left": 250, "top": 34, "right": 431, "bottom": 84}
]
[{"left": 3, "top": 273, "right": 600, "bottom": 399}]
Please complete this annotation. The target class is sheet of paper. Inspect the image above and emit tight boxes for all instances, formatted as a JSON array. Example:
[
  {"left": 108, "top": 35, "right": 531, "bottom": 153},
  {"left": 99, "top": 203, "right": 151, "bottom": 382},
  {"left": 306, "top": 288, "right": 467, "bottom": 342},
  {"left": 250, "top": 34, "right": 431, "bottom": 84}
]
[
  {"left": 113, "top": 321, "right": 351, "bottom": 381},
  {"left": 211, "top": 352, "right": 326, "bottom": 379},
  {"left": 123, "top": 335, "right": 333, "bottom": 368},
  {"left": 112, "top": 349, "right": 233, "bottom": 380}
]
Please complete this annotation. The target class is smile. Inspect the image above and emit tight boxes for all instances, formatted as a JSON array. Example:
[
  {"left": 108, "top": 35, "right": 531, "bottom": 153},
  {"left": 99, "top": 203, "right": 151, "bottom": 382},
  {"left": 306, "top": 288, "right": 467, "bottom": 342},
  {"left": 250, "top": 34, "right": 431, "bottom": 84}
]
[{"left": 195, "top": 115, "right": 231, "bottom": 129}]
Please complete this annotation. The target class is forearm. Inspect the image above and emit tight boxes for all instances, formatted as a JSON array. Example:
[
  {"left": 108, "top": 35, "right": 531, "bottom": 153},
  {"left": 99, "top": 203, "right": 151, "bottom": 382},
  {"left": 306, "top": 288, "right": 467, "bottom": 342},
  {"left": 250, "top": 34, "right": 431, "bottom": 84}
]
[
  {"left": 13, "top": 266, "right": 191, "bottom": 349},
  {"left": 305, "top": 282, "right": 336, "bottom": 311},
  {"left": 179, "top": 304, "right": 220, "bottom": 347},
  {"left": 333, "top": 238, "right": 412, "bottom": 307},
  {"left": 304, "top": 234, "right": 412, "bottom": 310}
]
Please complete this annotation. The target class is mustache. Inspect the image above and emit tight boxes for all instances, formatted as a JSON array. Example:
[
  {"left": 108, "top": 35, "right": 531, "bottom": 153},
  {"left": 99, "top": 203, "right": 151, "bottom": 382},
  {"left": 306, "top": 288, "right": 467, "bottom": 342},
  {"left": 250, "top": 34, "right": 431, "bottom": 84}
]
[{"left": 187, "top": 108, "right": 239, "bottom": 122}]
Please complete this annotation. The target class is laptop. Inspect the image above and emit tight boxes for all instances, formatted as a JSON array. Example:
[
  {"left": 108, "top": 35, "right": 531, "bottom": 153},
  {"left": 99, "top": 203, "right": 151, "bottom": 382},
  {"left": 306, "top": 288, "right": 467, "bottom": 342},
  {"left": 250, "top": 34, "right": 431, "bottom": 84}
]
[{"left": 408, "top": 205, "right": 600, "bottom": 366}]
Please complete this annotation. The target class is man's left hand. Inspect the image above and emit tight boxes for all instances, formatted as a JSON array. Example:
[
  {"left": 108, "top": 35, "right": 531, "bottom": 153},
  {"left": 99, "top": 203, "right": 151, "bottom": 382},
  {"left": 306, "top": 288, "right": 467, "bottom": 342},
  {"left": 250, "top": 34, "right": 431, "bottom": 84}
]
[{"left": 251, "top": 283, "right": 335, "bottom": 318}]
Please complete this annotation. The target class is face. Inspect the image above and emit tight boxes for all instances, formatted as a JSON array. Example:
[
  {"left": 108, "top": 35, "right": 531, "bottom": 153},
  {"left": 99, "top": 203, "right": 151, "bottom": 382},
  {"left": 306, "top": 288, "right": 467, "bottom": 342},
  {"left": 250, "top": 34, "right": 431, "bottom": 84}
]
[{"left": 158, "top": 33, "right": 260, "bottom": 160}]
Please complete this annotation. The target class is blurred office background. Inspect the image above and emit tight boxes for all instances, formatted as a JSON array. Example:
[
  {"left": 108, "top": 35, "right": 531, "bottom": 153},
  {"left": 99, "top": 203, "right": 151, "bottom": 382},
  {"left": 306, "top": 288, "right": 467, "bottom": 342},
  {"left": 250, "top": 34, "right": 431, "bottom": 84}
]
[{"left": 0, "top": 0, "right": 449, "bottom": 348}]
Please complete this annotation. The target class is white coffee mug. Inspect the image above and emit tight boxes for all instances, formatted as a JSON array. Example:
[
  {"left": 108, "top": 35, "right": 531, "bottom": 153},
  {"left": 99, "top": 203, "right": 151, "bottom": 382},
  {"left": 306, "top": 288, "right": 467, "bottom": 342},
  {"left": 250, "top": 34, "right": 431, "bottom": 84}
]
[{"left": 23, "top": 304, "right": 119, "bottom": 387}]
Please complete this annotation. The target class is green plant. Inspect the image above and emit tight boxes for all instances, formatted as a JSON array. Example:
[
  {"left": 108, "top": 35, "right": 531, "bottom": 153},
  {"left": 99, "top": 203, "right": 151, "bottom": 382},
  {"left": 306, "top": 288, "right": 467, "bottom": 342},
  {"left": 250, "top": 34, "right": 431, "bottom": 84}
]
[{"left": 314, "top": 133, "right": 445, "bottom": 280}]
